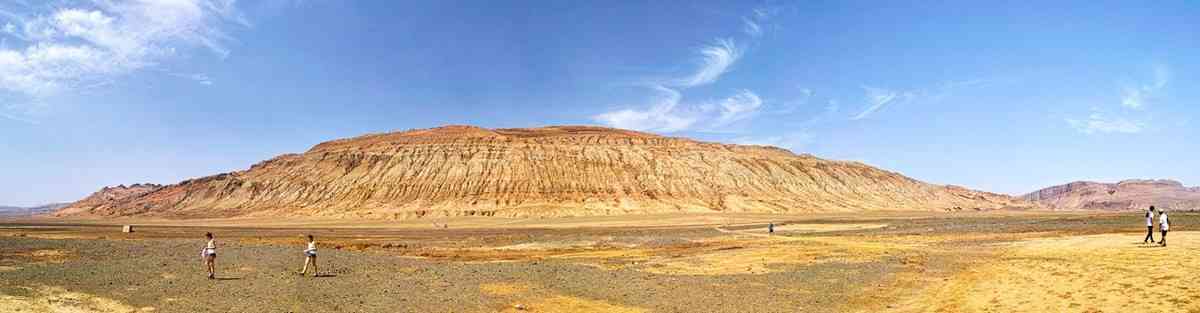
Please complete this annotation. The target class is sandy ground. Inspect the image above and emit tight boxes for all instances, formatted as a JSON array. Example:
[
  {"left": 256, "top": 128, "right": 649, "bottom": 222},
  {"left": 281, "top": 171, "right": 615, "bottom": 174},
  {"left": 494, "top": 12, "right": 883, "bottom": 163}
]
[
  {"left": 0, "top": 212, "right": 1196, "bottom": 312},
  {"left": 889, "top": 232, "right": 1200, "bottom": 313}
]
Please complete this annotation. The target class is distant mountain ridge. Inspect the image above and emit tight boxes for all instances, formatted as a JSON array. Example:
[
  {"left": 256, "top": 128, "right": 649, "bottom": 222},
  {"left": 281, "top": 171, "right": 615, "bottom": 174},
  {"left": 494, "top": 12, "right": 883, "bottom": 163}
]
[
  {"left": 1023, "top": 179, "right": 1200, "bottom": 211},
  {"left": 0, "top": 203, "right": 70, "bottom": 216},
  {"left": 55, "top": 125, "right": 1037, "bottom": 219}
]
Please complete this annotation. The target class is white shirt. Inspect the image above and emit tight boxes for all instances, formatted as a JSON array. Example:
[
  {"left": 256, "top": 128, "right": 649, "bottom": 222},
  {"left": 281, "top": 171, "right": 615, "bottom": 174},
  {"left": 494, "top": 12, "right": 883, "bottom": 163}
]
[
  {"left": 206, "top": 239, "right": 216, "bottom": 250},
  {"left": 1146, "top": 213, "right": 1154, "bottom": 227},
  {"left": 305, "top": 241, "right": 317, "bottom": 253},
  {"left": 1160, "top": 214, "right": 1169, "bottom": 231}
]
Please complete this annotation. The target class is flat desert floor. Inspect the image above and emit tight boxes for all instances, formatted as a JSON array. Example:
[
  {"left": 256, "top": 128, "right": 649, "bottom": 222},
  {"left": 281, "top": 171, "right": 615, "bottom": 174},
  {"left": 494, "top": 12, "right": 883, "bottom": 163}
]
[{"left": 1, "top": 212, "right": 1197, "bottom": 313}]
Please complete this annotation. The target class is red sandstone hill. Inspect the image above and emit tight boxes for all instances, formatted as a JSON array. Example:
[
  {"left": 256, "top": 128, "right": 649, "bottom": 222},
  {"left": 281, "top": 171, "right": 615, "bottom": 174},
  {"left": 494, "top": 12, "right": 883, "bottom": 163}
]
[{"left": 56, "top": 125, "right": 1035, "bottom": 219}]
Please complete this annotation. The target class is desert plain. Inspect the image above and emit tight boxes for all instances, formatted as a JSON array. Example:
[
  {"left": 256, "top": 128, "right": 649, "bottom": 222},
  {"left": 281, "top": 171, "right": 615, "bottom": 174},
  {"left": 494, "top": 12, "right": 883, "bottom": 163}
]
[{"left": 2, "top": 211, "right": 1197, "bottom": 313}]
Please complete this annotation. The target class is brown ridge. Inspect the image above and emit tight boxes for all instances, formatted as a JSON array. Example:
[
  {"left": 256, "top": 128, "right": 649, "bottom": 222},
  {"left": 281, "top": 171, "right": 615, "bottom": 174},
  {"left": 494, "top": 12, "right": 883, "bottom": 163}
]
[{"left": 56, "top": 125, "right": 1036, "bottom": 219}]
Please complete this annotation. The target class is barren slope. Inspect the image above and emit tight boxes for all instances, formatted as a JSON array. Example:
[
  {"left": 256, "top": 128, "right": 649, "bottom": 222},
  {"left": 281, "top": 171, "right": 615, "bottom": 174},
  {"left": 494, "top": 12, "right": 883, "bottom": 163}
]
[
  {"left": 54, "top": 184, "right": 162, "bottom": 216},
  {"left": 57, "top": 125, "right": 1032, "bottom": 219},
  {"left": 1023, "top": 179, "right": 1200, "bottom": 211}
]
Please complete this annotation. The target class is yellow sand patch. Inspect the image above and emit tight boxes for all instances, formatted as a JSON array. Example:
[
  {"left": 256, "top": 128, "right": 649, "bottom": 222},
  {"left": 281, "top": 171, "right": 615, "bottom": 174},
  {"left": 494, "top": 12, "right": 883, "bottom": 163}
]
[
  {"left": 19, "top": 234, "right": 102, "bottom": 240},
  {"left": 500, "top": 296, "right": 646, "bottom": 313},
  {"left": 0, "top": 266, "right": 19, "bottom": 272},
  {"left": 889, "top": 231, "right": 1200, "bottom": 313},
  {"left": 640, "top": 236, "right": 915, "bottom": 275},
  {"left": 494, "top": 241, "right": 599, "bottom": 250},
  {"left": 543, "top": 229, "right": 929, "bottom": 275},
  {"left": 394, "top": 267, "right": 420, "bottom": 274},
  {"left": 31, "top": 250, "right": 67, "bottom": 257},
  {"left": 480, "top": 283, "right": 531, "bottom": 296},
  {"left": 0, "top": 285, "right": 150, "bottom": 313},
  {"left": 0, "top": 229, "right": 110, "bottom": 240},
  {"left": 549, "top": 248, "right": 655, "bottom": 261},
  {"left": 2, "top": 249, "right": 75, "bottom": 264}
]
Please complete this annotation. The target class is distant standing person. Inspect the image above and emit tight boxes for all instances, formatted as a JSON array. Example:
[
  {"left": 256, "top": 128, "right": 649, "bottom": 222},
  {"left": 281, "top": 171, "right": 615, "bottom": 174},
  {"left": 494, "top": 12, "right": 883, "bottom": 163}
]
[
  {"left": 300, "top": 235, "right": 319, "bottom": 277},
  {"left": 768, "top": 223, "right": 775, "bottom": 234},
  {"left": 1143, "top": 206, "right": 1156, "bottom": 244},
  {"left": 201, "top": 232, "right": 217, "bottom": 279},
  {"left": 1159, "top": 210, "right": 1170, "bottom": 247}
]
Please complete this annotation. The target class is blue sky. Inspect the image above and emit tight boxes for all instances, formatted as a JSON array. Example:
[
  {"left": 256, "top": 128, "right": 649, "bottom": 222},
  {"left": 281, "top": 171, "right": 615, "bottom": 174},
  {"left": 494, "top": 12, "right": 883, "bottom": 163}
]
[{"left": 1, "top": 1, "right": 1197, "bottom": 206}]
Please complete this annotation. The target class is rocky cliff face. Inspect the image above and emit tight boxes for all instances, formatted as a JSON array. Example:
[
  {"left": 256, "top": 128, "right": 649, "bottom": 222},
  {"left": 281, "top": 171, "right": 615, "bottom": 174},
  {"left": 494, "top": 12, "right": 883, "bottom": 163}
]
[
  {"left": 57, "top": 125, "right": 1035, "bottom": 219},
  {"left": 1023, "top": 179, "right": 1200, "bottom": 211}
]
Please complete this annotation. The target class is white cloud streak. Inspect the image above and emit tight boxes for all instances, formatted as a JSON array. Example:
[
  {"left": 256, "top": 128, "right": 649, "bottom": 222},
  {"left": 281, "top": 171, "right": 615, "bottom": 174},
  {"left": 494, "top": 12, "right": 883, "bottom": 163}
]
[
  {"left": 592, "top": 85, "right": 696, "bottom": 132},
  {"left": 0, "top": 0, "right": 245, "bottom": 102},
  {"left": 592, "top": 87, "right": 767, "bottom": 132},
  {"left": 595, "top": 7, "right": 774, "bottom": 132},
  {"left": 675, "top": 38, "right": 742, "bottom": 88},
  {"left": 1120, "top": 64, "right": 1170, "bottom": 109},
  {"left": 849, "top": 80, "right": 986, "bottom": 121},
  {"left": 769, "top": 87, "right": 812, "bottom": 115},
  {"left": 169, "top": 71, "right": 213, "bottom": 85},
  {"left": 1066, "top": 112, "right": 1144, "bottom": 134},
  {"left": 852, "top": 86, "right": 913, "bottom": 120},
  {"left": 742, "top": 7, "right": 776, "bottom": 37},
  {"left": 1065, "top": 64, "right": 1170, "bottom": 135},
  {"left": 742, "top": 18, "right": 761, "bottom": 37},
  {"left": 713, "top": 89, "right": 762, "bottom": 126}
]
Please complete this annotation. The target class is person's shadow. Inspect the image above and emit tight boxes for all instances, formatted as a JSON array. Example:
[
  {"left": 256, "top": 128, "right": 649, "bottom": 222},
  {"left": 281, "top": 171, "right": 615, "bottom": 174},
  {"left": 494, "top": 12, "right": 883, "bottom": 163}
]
[
  {"left": 1132, "top": 242, "right": 1165, "bottom": 248},
  {"left": 215, "top": 277, "right": 243, "bottom": 281},
  {"left": 313, "top": 274, "right": 338, "bottom": 278}
]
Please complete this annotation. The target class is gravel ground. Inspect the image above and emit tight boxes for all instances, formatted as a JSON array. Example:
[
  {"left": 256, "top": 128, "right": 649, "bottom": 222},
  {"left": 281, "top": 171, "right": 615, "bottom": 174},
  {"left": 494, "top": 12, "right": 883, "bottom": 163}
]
[
  {"left": 0, "top": 227, "right": 890, "bottom": 312},
  {"left": 1, "top": 212, "right": 1190, "bottom": 313}
]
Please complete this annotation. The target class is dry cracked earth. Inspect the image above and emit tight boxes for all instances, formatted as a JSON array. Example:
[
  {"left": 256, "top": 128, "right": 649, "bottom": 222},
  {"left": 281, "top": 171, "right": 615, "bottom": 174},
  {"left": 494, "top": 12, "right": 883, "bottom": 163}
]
[{"left": 2, "top": 212, "right": 1198, "bottom": 313}]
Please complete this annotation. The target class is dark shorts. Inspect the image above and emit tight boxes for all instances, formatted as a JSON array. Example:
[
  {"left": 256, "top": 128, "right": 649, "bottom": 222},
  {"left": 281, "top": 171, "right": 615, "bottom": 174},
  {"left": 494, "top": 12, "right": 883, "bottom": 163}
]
[{"left": 305, "top": 251, "right": 317, "bottom": 257}]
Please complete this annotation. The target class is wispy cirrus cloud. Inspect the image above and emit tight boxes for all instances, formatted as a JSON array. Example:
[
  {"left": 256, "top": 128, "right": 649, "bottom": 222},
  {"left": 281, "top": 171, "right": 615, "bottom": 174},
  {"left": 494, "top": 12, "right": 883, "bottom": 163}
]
[
  {"left": 1120, "top": 64, "right": 1170, "bottom": 110},
  {"left": 168, "top": 72, "right": 214, "bottom": 85},
  {"left": 0, "top": 0, "right": 246, "bottom": 120},
  {"left": 1065, "top": 64, "right": 1170, "bottom": 135},
  {"left": 726, "top": 97, "right": 836, "bottom": 152},
  {"left": 852, "top": 86, "right": 911, "bottom": 120},
  {"left": 849, "top": 80, "right": 986, "bottom": 120},
  {"left": 742, "top": 19, "right": 761, "bottom": 37},
  {"left": 711, "top": 89, "right": 762, "bottom": 126},
  {"left": 769, "top": 87, "right": 812, "bottom": 115},
  {"left": 595, "top": 6, "right": 773, "bottom": 133},
  {"left": 594, "top": 86, "right": 765, "bottom": 132},
  {"left": 674, "top": 38, "right": 742, "bottom": 88},
  {"left": 742, "top": 7, "right": 776, "bottom": 38},
  {"left": 1066, "top": 112, "right": 1144, "bottom": 134},
  {"left": 593, "top": 85, "right": 696, "bottom": 132}
]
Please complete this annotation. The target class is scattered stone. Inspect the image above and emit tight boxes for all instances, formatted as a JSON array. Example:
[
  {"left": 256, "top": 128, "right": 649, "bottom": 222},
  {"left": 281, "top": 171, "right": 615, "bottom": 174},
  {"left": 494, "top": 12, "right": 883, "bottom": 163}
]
[{"left": 123, "top": 225, "right": 135, "bottom": 233}]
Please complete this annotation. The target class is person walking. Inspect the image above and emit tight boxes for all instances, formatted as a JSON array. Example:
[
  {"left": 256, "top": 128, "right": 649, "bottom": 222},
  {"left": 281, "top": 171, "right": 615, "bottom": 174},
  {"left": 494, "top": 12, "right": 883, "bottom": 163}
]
[
  {"left": 1143, "top": 206, "right": 1156, "bottom": 244},
  {"left": 1158, "top": 210, "right": 1170, "bottom": 247},
  {"left": 200, "top": 232, "right": 217, "bottom": 279},
  {"left": 299, "top": 234, "right": 319, "bottom": 277}
]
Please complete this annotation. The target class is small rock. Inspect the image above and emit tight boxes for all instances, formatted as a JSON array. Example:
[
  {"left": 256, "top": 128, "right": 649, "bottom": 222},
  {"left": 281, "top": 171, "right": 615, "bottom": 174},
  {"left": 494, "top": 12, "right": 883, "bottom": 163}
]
[
  {"left": 514, "top": 304, "right": 527, "bottom": 311},
  {"left": 123, "top": 225, "right": 135, "bottom": 233}
]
